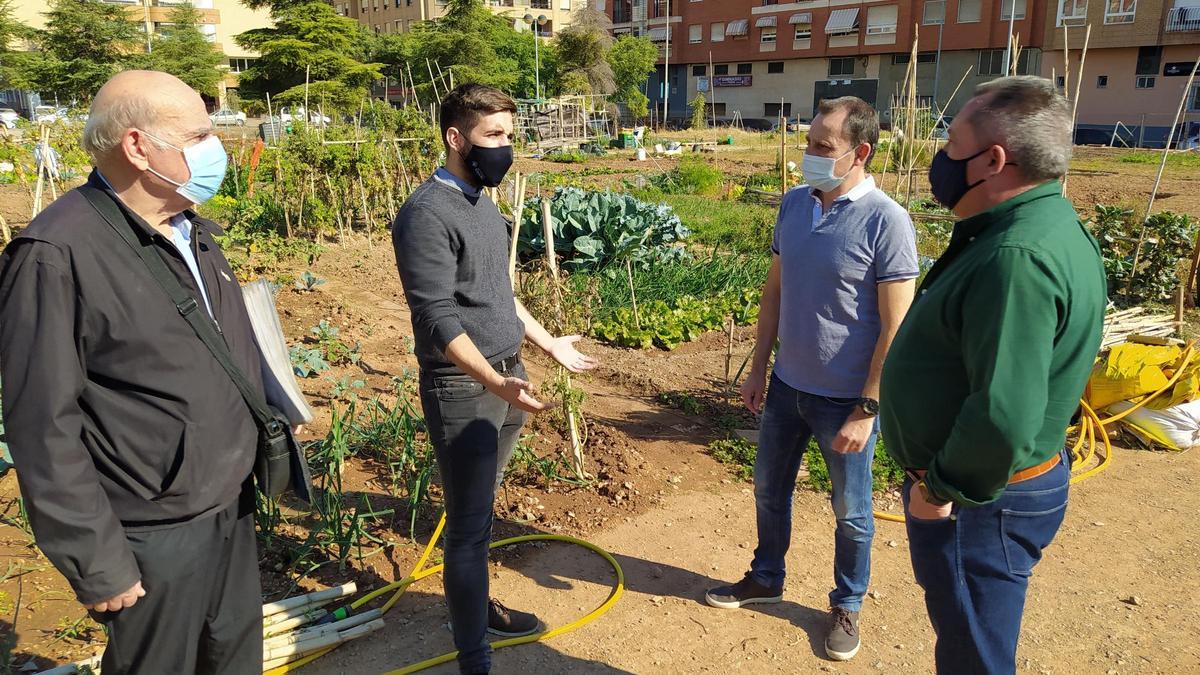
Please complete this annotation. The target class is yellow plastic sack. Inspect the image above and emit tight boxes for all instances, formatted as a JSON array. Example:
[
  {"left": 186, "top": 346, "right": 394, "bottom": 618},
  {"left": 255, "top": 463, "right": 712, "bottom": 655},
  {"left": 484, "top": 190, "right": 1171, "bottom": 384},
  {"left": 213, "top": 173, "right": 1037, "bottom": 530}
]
[{"left": 1086, "top": 343, "right": 1181, "bottom": 409}]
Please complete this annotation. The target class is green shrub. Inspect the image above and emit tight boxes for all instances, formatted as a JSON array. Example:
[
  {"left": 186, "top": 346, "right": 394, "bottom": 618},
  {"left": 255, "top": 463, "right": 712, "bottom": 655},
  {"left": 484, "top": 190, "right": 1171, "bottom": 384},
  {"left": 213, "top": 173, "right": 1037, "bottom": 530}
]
[{"left": 649, "top": 156, "right": 725, "bottom": 197}]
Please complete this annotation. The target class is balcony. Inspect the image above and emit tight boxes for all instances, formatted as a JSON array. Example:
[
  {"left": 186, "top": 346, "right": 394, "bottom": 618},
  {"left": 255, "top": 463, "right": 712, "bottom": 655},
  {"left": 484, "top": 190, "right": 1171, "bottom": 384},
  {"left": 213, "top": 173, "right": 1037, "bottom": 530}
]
[{"left": 1166, "top": 6, "right": 1200, "bottom": 31}]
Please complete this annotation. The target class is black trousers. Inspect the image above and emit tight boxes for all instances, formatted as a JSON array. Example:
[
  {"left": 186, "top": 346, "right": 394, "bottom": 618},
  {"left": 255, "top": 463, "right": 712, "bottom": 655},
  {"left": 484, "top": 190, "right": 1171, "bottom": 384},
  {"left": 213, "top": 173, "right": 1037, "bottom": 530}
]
[
  {"left": 419, "top": 360, "right": 528, "bottom": 675},
  {"left": 91, "top": 486, "right": 262, "bottom": 675}
]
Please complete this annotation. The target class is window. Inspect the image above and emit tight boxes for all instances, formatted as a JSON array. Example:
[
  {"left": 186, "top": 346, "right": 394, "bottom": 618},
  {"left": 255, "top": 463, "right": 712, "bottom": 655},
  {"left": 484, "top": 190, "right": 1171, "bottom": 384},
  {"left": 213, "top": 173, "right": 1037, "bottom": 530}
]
[
  {"left": 1001, "top": 0, "right": 1026, "bottom": 20},
  {"left": 761, "top": 27, "right": 777, "bottom": 43},
  {"left": 228, "top": 58, "right": 257, "bottom": 73},
  {"left": 711, "top": 22, "right": 725, "bottom": 42},
  {"left": 794, "top": 25, "right": 812, "bottom": 40},
  {"left": 1096, "top": 75, "right": 1109, "bottom": 87},
  {"left": 979, "top": 50, "right": 1002, "bottom": 75},
  {"left": 894, "top": 53, "right": 938, "bottom": 64},
  {"left": 693, "top": 65, "right": 706, "bottom": 76},
  {"left": 829, "top": 57, "right": 855, "bottom": 77},
  {"left": 957, "top": 0, "right": 982, "bottom": 22},
  {"left": 1105, "top": 0, "right": 1136, "bottom": 23},
  {"left": 768, "top": 61, "right": 784, "bottom": 73},
  {"left": 714, "top": 64, "right": 729, "bottom": 75},
  {"left": 923, "top": 0, "right": 946, "bottom": 25},
  {"left": 764, "top": 102, "right": 792, "bottom": 118},
  {"left": 866, "top": 4, "right": 898, "bottom": 34},
  {"left": 561, "top": 0, "right": 571, "bottom": 8},
  {"left": 689, "top": 24, "right": 702, "bottom": 43},
  {"left": 737, "top": 63, "right": 753, "bottom": 75},
  {"left": 1190, "top": 85, "right": 1200, "bottom": 112},
  {"left": 1136, "top": 46, "right": 1162, "bottom": 75},
  {"left": 1057, "top": 0, "right": 1087, "bottom": 25},
  {"left": 1056, "top": 75, "right": 1066, "bottom": 87},
  {"left": 1136, "top": 75, "right": 1155, "bottom": 88}
]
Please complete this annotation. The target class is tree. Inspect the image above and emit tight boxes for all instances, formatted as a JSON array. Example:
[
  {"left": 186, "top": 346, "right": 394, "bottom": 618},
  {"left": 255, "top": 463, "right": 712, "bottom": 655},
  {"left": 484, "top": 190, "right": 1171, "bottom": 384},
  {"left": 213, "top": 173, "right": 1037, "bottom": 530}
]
[
  {"left": 234, "top": 1, "right": 382, "bottom": 111},
  {"left": 0, "top": 0, "right": 34, "bottom": 90},
  {"left": 373, "top": 0, "right": 556, "bottom": 101},
  {"left": 607, "top": 35, "right": 657, "bottom": 121},
  {"left": 690, "top": 92, "right": 706, "bottom": 129},
  {"left": 23, "top": 0, "right": 144, "bottom": 102},
  {"left": 148, "top": 3, "right": 225, "bottom": 98},
  {"left": 553, "top": 7, "right": 613, "bottom": 96}
]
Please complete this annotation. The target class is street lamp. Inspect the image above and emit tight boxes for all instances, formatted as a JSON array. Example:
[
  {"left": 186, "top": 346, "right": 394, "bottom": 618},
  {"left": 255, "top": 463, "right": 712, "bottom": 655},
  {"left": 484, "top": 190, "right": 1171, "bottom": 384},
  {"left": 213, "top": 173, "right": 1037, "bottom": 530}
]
[{"left": 523, "top": 13, "right": 549, "bottom": 101}]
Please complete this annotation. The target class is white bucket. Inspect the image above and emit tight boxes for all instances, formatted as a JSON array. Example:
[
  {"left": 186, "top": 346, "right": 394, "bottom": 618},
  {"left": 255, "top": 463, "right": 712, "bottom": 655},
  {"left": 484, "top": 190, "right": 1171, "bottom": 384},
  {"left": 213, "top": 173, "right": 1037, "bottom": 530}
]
[{"left": 636, "top": 148, "right": 647, "bottom": 161}]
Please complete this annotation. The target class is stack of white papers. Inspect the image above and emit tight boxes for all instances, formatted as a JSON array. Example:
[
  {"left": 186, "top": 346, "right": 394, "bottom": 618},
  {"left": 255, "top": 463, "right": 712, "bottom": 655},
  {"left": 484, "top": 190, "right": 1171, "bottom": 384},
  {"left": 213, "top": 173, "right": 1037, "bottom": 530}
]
[{"left": 241, "top": 280, "right": 314, "bottom": 425}]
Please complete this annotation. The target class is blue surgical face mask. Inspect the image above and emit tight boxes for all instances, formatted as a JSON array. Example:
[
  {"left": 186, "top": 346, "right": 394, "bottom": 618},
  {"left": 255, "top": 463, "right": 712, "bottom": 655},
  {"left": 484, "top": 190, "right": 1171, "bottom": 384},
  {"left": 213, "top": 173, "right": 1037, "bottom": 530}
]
[
  {"left": 141, "top": 130, "right": 228, "bottom": 205},
  {"left": 802, "top": 148, "right": 855, "bottom": 193}
]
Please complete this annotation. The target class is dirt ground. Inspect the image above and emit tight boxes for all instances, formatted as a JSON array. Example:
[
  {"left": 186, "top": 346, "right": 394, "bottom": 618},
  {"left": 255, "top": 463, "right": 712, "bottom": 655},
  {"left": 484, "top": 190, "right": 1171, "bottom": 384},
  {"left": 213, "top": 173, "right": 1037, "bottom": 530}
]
[{"left": 1, "top": 143, "right": 1200, "bottom": 673}]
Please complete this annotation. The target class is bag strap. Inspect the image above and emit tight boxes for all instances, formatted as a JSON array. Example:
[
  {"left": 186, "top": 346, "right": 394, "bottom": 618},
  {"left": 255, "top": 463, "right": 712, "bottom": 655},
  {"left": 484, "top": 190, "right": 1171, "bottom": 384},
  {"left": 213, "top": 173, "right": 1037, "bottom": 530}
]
[{"left": 78, "top": 184, "right": 282, "bottom": 435}]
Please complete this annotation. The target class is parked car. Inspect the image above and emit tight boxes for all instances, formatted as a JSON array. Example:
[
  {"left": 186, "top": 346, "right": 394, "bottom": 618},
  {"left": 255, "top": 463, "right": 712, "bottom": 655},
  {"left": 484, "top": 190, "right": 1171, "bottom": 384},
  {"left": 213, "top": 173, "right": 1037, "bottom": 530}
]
[
  {"left": 210, "top": 108, "right": 247, "bottom": 126},
  {"left": 931, "top": 115, "right": 954, "bottom": 140},
  {"left": 0, "top": 108, "right": 19, "bottom": 129},
  {"left": 279, "top": 106, "right": 331, "bottom": 127},
  {"left": 33, "top": 105, "right": 65, "bottom": 123}
]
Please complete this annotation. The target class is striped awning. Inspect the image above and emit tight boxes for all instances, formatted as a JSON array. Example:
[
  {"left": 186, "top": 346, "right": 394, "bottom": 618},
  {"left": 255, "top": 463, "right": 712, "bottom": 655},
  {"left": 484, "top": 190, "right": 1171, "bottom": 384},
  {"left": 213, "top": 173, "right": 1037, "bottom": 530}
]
[
  {"left": 789, "top": 12, "right": 813, "bottom": 24},
  {"left": 648, "top": 26, "right": 668, "bottom": 41},
  {"left": 755, "top": 16, "right": 777, "bottom": 28},
  {"left": 825, "top": 8, "right": 860, "bottom": 34},
  {"left": 726, "top": 18, "right": 749, "bottom": 36}
]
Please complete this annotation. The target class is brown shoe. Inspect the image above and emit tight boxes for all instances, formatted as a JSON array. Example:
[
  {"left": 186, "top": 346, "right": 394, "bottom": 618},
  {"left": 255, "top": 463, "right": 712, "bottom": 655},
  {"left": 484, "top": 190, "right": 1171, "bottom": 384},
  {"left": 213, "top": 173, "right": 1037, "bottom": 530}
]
[{"left": 825, "top": 607, "right": 860, "bottom": 661}]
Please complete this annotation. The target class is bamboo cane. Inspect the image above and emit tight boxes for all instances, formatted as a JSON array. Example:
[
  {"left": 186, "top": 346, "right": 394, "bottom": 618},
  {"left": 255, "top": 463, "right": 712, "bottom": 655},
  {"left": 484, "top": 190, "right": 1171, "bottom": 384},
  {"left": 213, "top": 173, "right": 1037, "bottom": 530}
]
[
  {"left": 261, "top": 618, "right": 385, "bottom": 666},
  {"left": 263, "top": 609, "right": 383, "bottom": 649},
  {"left": 1128, "top": 58, "right": 1200, "bottom": 300},
  {"left": 263, "top": 608, "right": 328, "bottom": 637},
  {"left": 262, "top": 583, "right": 356, "bottom": 618},
  {"left": 508, "top": 173, "right": 526, "bottom": 290},
  {"left": 1063, "top": 23, "right": 1092, "bottom": 194}
]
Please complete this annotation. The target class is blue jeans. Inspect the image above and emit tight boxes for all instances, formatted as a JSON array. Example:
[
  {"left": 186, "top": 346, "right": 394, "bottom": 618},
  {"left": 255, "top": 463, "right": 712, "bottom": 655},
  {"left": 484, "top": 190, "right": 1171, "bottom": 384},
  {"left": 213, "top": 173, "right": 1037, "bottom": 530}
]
[
  {"left": 903, "top": 450, "right": 1069, "bottom": 675},
  {"left": 750, "top": 373, "right": 877, "bottom": 612},
  {"left": 419, "top": 361, "right": 528, "bottom": 675}
]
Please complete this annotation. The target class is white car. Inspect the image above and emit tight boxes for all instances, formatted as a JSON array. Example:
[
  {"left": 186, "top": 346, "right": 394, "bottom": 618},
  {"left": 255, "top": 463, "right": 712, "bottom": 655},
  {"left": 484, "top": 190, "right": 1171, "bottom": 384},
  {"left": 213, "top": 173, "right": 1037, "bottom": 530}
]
[
  {"left": 0, "top": 108, "right": 19, "bottom": 129},
  {"left": 280, "top": 107, "right": 331, "bottom": 127},
  {"left": 210, "top": 109, "right": 247, "bottom": 126},
  {"left": 33, "top": 105, "right": 65, "bottom": 123}
]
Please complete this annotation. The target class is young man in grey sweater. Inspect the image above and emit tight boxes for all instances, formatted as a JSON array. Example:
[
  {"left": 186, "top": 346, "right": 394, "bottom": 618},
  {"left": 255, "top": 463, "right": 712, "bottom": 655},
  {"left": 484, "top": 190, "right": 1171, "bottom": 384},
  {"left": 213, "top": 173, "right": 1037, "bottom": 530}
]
[{"left": 391, "top": 83, "right": 598, "bottom": 675}]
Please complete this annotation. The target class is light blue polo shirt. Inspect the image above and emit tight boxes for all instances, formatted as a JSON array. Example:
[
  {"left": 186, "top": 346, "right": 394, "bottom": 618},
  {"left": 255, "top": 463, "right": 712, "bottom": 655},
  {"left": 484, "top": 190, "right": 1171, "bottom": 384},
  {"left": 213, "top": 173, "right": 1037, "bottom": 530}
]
[{"left": 770, "top": 176, "right": 918, "bottom": 398}]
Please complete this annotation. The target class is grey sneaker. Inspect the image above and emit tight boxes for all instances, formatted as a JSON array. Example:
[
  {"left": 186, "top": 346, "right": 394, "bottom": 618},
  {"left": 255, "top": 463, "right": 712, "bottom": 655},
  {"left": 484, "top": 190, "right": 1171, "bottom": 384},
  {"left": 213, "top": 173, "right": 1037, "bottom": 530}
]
[
  {"left": 487, "top": 598, "right": 541, "bottom": 637},
  {"left": 825, "top": 607, "right": 861, "bottom": 661},
  {"left": 704, "top": 574, "right": 783, "bottom": 609}
]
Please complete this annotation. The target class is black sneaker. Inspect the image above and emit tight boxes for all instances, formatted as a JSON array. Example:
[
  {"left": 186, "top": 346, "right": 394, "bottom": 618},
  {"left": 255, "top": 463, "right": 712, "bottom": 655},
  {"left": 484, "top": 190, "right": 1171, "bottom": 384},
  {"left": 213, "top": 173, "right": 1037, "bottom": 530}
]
[
  {"left": 487, "top": 598, "right": 541, "bottom": 637},
  {"left": 704, "top": 573, "right": 783, "bottom": 609},
  {"left": 825, "top": 607, "right": 861, "bottom": 661}
]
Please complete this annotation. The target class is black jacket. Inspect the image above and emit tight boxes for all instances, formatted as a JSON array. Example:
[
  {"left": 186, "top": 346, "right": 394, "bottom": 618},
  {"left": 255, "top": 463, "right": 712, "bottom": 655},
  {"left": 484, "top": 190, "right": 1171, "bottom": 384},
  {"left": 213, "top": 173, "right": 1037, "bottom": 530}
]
[{"left": 0, "top": 172, "right": 264, "bottom": 604}]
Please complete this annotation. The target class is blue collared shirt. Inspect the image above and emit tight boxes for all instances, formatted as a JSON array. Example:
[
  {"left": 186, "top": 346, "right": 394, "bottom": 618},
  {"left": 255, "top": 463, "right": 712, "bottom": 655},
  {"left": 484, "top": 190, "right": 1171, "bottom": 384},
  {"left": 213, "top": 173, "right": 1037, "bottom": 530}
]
[{"left": 433, "top": 167, "right": 481, "bottom": 198}]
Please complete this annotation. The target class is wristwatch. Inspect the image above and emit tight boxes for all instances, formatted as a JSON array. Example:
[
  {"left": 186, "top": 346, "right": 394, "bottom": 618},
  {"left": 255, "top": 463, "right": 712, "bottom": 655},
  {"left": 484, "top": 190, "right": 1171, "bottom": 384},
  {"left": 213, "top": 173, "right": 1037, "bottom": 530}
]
[
  {"left": 857, "top": 397, "right": 880, "bottom": 417},
  {"left": 905, "top": 469, "right": 951, "bottom": 506}
]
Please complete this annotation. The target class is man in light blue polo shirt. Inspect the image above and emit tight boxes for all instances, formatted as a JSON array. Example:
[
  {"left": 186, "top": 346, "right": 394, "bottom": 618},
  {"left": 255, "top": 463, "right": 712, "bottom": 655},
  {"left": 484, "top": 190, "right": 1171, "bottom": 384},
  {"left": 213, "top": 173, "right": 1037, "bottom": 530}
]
[{"left": 705, "top": 97, "right": 918, "bottom": 662}]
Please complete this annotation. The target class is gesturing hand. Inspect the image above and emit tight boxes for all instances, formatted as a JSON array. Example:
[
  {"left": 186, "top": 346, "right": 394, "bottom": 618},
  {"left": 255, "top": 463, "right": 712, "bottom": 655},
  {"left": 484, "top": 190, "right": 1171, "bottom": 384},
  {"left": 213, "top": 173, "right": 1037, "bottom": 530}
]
[
  {"left": 492, "top": 376, "right": 552, "bottom": 413},
  {"left": 548, "top": 336, "right": 599, "bottom": 374}
]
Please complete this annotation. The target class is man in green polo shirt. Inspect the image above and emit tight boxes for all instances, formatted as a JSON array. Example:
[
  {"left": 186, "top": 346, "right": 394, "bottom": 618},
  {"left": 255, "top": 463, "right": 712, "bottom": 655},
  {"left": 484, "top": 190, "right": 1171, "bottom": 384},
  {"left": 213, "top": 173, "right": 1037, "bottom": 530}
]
[{"left": 880, "top": 76, "right": 1106, "bottom": 673}]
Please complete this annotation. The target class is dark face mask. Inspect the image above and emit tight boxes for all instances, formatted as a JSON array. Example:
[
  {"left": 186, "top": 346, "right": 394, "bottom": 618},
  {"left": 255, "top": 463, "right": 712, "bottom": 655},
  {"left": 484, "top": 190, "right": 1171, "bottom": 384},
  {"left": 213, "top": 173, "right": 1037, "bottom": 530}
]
[
  {"left": 928, "top": 146, "right": 991, "bottom": 209},
  {"left": 462, "top": 143, "right": 513, "bottom": 188}
]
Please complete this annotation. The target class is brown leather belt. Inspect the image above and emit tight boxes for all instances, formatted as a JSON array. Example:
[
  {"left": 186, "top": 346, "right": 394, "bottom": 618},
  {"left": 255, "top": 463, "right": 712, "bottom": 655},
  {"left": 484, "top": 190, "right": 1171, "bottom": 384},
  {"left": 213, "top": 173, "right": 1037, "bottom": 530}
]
[{"left": 1008, "top": 453, "right": 1062, "bottom": 485}]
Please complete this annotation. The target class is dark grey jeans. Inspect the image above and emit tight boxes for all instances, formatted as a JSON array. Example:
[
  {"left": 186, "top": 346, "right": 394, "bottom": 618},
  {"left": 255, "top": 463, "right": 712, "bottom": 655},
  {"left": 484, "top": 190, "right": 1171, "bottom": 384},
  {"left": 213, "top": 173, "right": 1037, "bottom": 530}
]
[{"left": 419, "top": 359, "right": 527, "bottom": 674}]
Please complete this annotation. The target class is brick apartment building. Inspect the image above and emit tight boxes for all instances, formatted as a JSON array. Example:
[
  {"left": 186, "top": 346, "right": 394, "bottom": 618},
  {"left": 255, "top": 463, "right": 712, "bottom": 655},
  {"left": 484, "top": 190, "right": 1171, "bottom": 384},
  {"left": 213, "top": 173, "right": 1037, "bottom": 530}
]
[
  {"left": 1041, "top": 0, "right": 1200, "bottom": 146},
  {"left": 597, "top": 0, "right": 1197, "bottom": 145}
]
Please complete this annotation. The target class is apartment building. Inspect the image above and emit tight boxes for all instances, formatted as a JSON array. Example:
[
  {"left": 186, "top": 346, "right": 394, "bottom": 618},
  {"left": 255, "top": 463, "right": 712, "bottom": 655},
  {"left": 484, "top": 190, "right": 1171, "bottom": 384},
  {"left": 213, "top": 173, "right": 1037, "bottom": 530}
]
[
  {"left": 600, "top": 0, "right": 1048, "bottom": 125},
  {"left": 9, "top": 0, "right": 273, "bottom": 108},
  {"left": 331, "top": 0, "right": 579, "bottom": 38},
  {"left": 1042, "top": 0, "right": 1200, "bottom": 146}
]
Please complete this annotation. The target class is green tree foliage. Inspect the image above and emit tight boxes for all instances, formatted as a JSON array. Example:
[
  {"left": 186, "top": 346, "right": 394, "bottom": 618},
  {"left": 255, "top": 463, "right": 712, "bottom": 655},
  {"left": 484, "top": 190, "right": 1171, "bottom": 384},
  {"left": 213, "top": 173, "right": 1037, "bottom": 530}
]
[
  {"left": 0, "top": 0, "right": 34, "bottom": 90},
  {"left": 371, "top": 0, "right": 556, "bottom": 101},
  {"left": 234, "top": 1, "right": 382, "bottom": 111},
  {"left": 23, "top": 0, "right": 144, "bottom": 102},
  {"left": 552, "top": 7, "right": 613, "bottom": 96},
  {"left": 148, "top": 3, "right": 225, "bottom": 97},
  {"left": 690, "top": 92, "right": 707, "bottom": 129},
  {"left": 607, "top": 35, "right": 657, "bottom": 120}
]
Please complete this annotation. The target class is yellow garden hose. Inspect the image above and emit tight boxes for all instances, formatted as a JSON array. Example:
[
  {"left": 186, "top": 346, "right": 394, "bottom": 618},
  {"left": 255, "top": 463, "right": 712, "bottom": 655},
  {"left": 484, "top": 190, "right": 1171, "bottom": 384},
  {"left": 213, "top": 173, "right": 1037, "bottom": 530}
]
[
  {"left": 264, "top": 514, "right": 624, "bottom": 675},
  {"left": 873, "top": 344, "right": 1195, "bottom": 523}
]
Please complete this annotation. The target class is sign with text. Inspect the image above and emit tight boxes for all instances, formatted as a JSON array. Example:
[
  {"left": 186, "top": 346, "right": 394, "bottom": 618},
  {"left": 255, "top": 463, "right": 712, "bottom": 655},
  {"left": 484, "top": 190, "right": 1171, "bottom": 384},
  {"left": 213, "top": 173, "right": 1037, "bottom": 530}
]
[
  {"left": 1164, "top": 62, "right": 1198, "bottom": 77},
  {"left": 713, "top": 75, "right": 753, "bottom": 87}
]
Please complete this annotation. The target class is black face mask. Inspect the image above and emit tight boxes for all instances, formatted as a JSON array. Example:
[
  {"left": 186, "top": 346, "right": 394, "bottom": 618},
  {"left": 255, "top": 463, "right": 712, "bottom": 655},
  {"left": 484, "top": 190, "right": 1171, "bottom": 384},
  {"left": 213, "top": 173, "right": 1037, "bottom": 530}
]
[
  {"left": 462, "top": 143, "right": 513, "bottom": 188},
  {"left": 928, "top": 146, "right": 991, "bottom": 209}
]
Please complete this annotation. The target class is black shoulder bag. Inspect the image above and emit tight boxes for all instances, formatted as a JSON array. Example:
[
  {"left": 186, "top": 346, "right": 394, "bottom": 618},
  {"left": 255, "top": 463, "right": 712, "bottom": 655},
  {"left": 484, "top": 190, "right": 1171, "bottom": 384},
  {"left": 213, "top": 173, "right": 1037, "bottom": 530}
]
[{"left": 80, "top": 185, "right": 312, "bottom": 503}]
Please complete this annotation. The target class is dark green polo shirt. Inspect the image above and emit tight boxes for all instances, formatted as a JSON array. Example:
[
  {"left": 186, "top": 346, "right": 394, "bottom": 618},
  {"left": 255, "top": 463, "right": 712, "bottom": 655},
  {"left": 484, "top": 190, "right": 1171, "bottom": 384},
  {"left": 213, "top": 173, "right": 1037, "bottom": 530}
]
[{"left": 880, "top": 181, "right": 1107, "bottom": 506}]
